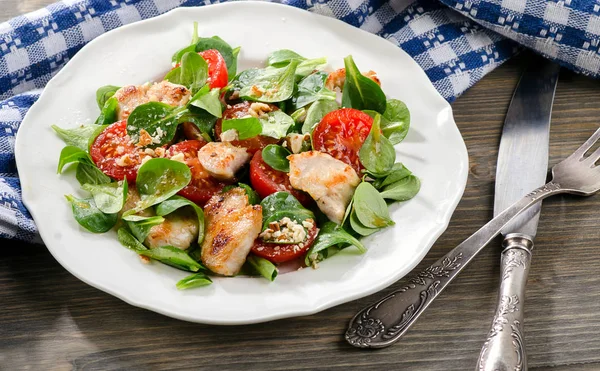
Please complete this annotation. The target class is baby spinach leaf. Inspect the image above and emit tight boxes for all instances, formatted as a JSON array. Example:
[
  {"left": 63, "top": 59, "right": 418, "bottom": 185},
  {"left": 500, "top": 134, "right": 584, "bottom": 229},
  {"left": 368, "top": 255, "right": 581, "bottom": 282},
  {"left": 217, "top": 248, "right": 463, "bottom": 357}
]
[
  {"left": 156, "top": 195, "right": 205, "bottom": 244},
  {"left": 76, "top": 159, "right": 111, "bottom": 185},
  {"left": 230, "top": 68, "right": 261, "bottom": 91},
  {"left": 291, "top": 108, "right": 307, "bottom": 123},
  {"left": 304, "top": 222, "right": 366, "bottom": 266},
  {"left": 127, "top": 102, "right": 186, "bottom": 148},
  {"left": 260, "top": 111, "right": 294, "bottom": 139},
  {"left": 138, "top": 245, "right": 203, "bottom": 272},
  {"left": 195, "top": 36, "right": 236, "bottom": 77},
  {"left": 65, "top": 195, "right": 117, "bottom": 233},
  {"left": 222, "top": 184, "right": 261, "bottom": 205},
  {"left": 189, "top": 86, "right": 222, "bottom": 118},
  {"left": 262, "top": 144, "right": 291, "bottom": 172},
  {"left": 295, "top": 58, "right": 327, "bottom": 80},
  {"left": 178, "top": 106, "right": 217, "bottom": 136},
  {"left": 293, "top": 72, "right": 336, "bottom": 110},
  {"left": 267, "top": 49, "right": 306, "bottom": 66},
  {"left": 373, "top": 163, "right": 412, "bottom": 189},
  {"left": 341, "top": 55, "right": 386, "bottom": 114},
  {"left": 52, "top": 124, "right": 105, "bottom": 150},
  {"left": 231, "top": 46, "right": 241, "bottom": 78},
  {"left": 96, "top": 85, "right": 120, "bottom": 110},
  {"left": 117, "top": 227, "right": 148, "bottom": 252},
  {"left": 352, "top": 182, "right": 394, "bottom": 228},
  {"left": 302, "top": 99, "right": 338, "bottom": 134},
  {"left": 260, "top": 192, "right": 314, "bottom": 230},
  {"left": 122, "top": 215, "right": 165, "bottom": 243},
  {"left": 359, "top": 114, "right": 396, "bottom": 177},
  {"left": 380, "top": 175, "right": 421, "bottom": 201},
  {"left": 96, "top": 97, "right": 119, "bottom": 126},
  {"left": 176, "top": 272, "right": 212, "bottom": 290},
  {"left": 172, "top": 21, "right": 200, "bottom": 63},
  {"left": 180, "top": 51, "right": 209, "bottom": 92},
  {"left": 57, "top": 146, "right": 89, "bottom": 173},
  {"left": 130, "top": 158, "right": 192, "bottom": 213},
  {"left": 246, "top": 255, "right": 278, "bottom": 282},
  {"left": 239, "top": 61, "right": 298, "bottom": 103},
  {"left": 382, "top": 99, "right": 410, "bottom": 145},
  {"left": 349, "top": 210, "right": 379, "bottom": 236},
  {"left": 82, "top": 180, "right": 127, "bottom": 214},
  {"left": 221, "top": 117, "right": 262, "bottom": 140}
]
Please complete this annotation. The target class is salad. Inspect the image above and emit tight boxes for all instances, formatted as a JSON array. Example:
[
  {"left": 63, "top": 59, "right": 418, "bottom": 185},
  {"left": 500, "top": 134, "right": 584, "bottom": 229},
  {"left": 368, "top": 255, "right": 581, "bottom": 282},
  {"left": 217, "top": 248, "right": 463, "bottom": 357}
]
[{"left": 53, "top": 23, "right": 421, "bottom": 290}]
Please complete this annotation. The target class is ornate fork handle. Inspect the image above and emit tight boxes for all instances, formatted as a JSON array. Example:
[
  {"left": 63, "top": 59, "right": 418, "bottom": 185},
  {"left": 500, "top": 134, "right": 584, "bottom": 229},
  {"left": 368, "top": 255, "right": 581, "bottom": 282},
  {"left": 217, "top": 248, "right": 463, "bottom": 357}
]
[{"left": 345, "top": 182, "right": 562, "bottom": 349}]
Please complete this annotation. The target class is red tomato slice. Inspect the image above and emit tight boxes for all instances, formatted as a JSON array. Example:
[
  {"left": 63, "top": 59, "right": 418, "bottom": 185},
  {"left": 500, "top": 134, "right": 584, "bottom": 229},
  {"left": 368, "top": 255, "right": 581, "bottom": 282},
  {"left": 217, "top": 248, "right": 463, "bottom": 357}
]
[
  {"left": 198, "top": 50, "right": 228, "bottom": 89},
  {"left": 90, "top": 120, "right": 142, "bottom": 182},
  {"left": 166, "top": 140, "right": 231, "bottom": 206},
  {"left": 251, "top": 223, "right": 319, "bottom": 263},
  {"left": 249, "top": 150, "right": 312, "bottom": 207},
  {"left": 312, "top": 108, "right": 373, "bottom": 174},
  {"left": 215, "top": 101, "right": 279, "bottom": 154}
]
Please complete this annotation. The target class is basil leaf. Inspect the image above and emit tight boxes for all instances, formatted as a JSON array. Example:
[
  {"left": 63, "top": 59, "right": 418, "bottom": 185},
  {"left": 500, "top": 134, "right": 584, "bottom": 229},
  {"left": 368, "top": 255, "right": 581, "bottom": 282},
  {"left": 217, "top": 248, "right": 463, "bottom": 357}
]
[
  {"left": 349, "top": 210, "right": 379, "bottom": 236},
  {"left": 82, "top": 180, "right": 127, "bottom": 214},
  {"left": 302, "top": 99, "right": 338, "bottom": 134},
  {"left": 295, "top": 58, "right": 327, "bottom": 80},
  {"left": 221, "top": 117, "right": 262, "bottom": 140},
  {"left": 259, "top": 111, "right": 294, "bottom": 139},
  {"left": 239, "top": 61, "right": 298, "bottom": 103},
  {"left": 96, "top": 85, "right": 120, "bottom": 110},
  {"left": 382, "top": 99, "right": 410, "bottom": 145},
  {"left": 246, "top": 255, "right": 278, "bottom": 282},
  {"left": 373, "top": 163, "right": 412, "bottom": 189},
  {"left": 195, "top": 36, "right": 236, "bottom": 77},
  {"left": 189, "top": 86, "right": 222, "bottom": 118},
  {"left": 304, "top": 222, "right": 366, "bottom": 266},
  {"left": 380, "top": 175, "right": 421, "bottom": 201},
  {"left": 126, "top": 102, "right": 186, "bottom": 148},
  {"left": 172, "top": 21, "right": 199, "bottom": 63},
  {"left": 76, "top": 159, "right": 111, "bottom": 185},
  {"left": 359, "top": 114, "right": 396, "bottom": 177},
  {"left": 122, "top": 215, "right": 165, "bottom": 243},
  {"left": 267, "top": 49, "right": 306, "bottom": 66},
  {"left": 65, "top": 195, "right": 117, "bottom": 233},
  {"left": 176, "top": 272, "right": 212, "bottom": 290},
  {"left": 293, "top": 72, "right": 336, "bottom": 110},
  {"left": 96, "top": 97, "right": 119, "bottom": 126},
  {"left": 353, "top": 182, "right": 394, "bottom": 228},
  {"left": 260, "top": 192, "right": 314, "bottom": 230},
  {"left": 57, "top": 146, "right": 89, "bottom": 173},
  {"left": 156, "top": 195, "right": 206, "bottom": 244},
  {"left": 129, "top": 158, "right": 192, "bottom": 213},
  {"left": 52, "top": 124, "right": 105, "bottom": 150},
  {"left": 117, "top": 227, "right": 148, "bottom": 252},
  {"left": 341, "top": 55, "right": 386, "bottom": 114},
  {"left": 138, "top": 245, "right": 202, "bottom": 272},
  {"left": 262, "top": 144, "right": 290, "bottom": 172}
]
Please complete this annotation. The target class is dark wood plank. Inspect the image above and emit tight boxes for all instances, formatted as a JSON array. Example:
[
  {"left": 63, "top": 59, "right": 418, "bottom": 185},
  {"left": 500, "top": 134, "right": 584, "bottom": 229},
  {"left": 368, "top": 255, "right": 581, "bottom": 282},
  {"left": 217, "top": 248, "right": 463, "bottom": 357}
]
[{"left": 2, "top": 2, "right": 600, "bottom": 369}]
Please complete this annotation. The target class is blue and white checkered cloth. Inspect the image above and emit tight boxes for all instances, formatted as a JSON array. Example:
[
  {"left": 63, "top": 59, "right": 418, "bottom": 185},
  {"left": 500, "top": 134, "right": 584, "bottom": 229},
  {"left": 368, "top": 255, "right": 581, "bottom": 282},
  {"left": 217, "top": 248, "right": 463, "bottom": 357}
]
[{"left": 1, "top": 0, "right": 598, "bottom": 242}]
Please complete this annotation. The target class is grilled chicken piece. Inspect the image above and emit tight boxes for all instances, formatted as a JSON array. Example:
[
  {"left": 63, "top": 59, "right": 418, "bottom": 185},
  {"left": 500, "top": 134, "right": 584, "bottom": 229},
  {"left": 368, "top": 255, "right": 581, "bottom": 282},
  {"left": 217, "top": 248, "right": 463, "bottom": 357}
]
[
  {"left": 113, "top": 80, "right": 191, "bottom": 120},
  {"left": 288, "top": 151, "right": 360, "bottom": 224},
  {"left": 201, "top": 188, "right": 263, "bottom": 276},
  {"left": 144, "top": 208, "right": 199, "bottom": 250},
  {"left": 197, "top": 142, "right": 250, "bottom": 181}
]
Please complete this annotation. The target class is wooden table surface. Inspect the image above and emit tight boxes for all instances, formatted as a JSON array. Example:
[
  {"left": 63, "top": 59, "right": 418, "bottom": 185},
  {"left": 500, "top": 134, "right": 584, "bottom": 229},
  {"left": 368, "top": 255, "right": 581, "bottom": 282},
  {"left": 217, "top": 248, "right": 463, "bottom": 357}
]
[{"left": 3, "top": 1, "right": 600, "bottom": 370}]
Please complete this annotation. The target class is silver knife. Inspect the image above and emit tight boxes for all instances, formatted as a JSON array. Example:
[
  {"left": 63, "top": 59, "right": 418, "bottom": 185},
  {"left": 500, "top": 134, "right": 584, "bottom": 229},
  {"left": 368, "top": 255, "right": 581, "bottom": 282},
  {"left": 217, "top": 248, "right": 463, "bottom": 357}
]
[{"left": 477, "top": 57, "right": 560, "bottom": 371}]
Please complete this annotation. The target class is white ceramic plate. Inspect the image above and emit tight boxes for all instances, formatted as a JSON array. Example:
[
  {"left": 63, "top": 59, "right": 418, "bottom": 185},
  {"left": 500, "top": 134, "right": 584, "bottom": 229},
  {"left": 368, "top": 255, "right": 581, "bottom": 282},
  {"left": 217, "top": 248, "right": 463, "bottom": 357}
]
[{"left": 15, "top": 2, "right": 468, "bottom": 324}]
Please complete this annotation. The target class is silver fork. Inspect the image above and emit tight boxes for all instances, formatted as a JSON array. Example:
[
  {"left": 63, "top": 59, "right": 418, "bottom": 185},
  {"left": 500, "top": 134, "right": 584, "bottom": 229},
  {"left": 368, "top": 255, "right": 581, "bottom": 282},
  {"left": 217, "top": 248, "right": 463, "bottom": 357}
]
[{"left": 346, "top": 127, "right": 600, "bottom": 349}]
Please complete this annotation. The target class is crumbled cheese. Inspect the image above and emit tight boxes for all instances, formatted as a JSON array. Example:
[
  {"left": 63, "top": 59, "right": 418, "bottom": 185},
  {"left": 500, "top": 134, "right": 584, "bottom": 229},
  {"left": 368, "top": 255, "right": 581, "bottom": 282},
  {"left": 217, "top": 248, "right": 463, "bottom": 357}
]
[
  {"left": 170, "top": 152, "right": 186, "bottom": 163},
  {"left": 115, "top": 153, "right": 134, "bottom": 167},
  {"left": 220, "top": 129, "right": 239, "bottom": 142},
  {"left": 248, "top": 102, "right": 273, "bottom": 118},
  {"left": 144, "top": 148, "right": 156, "bottom": 157},
  {"left": 137, "top": 129, "right": 153, "bottom": 147},
  {"left": 302, "top": 220, "right": 314, "bottom": 230},
  {"left": 116, "top": 145, "right": 125, "bottom": 155},
  {"left": 259, "top": 217, "right": 311, "bottom": 243},
  {"left": 154, "top": 127, "right": 165, "bottom": 144},
  {"left": 141, "top": 155, "right": 152, "bottom": 165}
]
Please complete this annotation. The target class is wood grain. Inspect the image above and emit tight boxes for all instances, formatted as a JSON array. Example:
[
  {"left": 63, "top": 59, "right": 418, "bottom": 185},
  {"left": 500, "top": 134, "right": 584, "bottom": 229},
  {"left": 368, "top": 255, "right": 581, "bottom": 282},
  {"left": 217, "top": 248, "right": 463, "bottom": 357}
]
[{"left": 3, "top": 1, "right": 600, "bottom": 370}]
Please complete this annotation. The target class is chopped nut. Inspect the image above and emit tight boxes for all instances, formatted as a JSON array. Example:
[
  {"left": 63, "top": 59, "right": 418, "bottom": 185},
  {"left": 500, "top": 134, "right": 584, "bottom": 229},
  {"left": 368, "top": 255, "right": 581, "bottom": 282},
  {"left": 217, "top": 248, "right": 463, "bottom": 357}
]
[
  {"left": 248, "top": 102, "right": 273, "bottom": 118},
  {"left": 137, "top": 129, "right": 153, "bottom": 147},
  {"left": 251, "top": 85, "right": 263, "bottom": 97},
  {"left": 154, "top": 147, "right": 166, "bottom": 157}
]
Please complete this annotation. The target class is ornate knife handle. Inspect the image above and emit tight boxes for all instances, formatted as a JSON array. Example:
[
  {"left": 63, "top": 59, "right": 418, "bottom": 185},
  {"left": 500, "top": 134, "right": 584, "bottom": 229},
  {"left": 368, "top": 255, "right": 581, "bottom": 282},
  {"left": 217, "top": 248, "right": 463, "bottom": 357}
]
[
  {"left": 477, "top": 234, "right": 532, "bottom": 371},
  {"left": 345, "top": 182, "right": 561, "bottom": 349}
]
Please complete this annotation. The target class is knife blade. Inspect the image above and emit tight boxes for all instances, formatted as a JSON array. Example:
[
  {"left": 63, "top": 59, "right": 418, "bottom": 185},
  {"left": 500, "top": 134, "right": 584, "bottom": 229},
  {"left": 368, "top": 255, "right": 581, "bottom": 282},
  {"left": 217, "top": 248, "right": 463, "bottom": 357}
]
[{"left": 477, "top": 56, "right": 560, "bottom": 371}]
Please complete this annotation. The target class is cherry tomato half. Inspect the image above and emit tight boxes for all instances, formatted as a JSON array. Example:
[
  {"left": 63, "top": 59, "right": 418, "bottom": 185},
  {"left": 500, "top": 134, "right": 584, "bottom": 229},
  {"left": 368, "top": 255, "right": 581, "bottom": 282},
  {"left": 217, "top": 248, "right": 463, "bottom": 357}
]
[
  {"left": 249, "top": 150, "right": 312, "bottom": 207},
  {"left": 166, "top": 140, "right": 231, "bottom": 206},
  {"left": 311, "top": 108, "right": 373, "bottom": 174},
  {"left": 215, "top": 101, "right": 279, "bottom": 154},
  {"left": 198, "top": 49, "right": 229, "bottom": 89},
  {"left": 90, "top": 120, "right": 142, "bottom": 182},
  {"left": 251, "top": 222, "right": 319, "bottom": 263}
]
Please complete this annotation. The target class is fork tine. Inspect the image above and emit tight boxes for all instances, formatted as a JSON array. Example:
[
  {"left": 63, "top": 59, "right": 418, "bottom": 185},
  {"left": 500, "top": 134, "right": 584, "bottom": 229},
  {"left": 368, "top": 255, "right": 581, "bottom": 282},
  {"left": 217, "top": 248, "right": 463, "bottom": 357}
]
[{"left": 570, "top": 126, "right": 600, "bottom": 160}]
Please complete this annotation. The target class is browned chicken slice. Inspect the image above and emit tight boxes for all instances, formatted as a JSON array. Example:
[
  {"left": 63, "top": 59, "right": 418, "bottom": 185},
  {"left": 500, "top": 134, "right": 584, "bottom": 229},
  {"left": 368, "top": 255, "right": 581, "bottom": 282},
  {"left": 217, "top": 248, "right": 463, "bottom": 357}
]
[
  {"left": 201, "top": 188, "right": 263, "bottom": 276},
  {"left": 113, "top": 80, "right": 191, "bottom": 120},
  {"left": 288, "top": 151, "right": 360, "bottom": 224},
  {"left": 197, "top": 142, "right": 250, "bottom": 180},
  {"left": 144, "top": 208, "right": 199, "bottom": 250}
]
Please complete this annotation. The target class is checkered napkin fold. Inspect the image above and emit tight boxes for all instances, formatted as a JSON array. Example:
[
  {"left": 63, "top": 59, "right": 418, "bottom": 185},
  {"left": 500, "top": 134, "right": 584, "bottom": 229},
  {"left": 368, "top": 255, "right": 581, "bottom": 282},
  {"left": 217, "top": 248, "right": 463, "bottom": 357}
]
[{"left": 1, "top": 0, "right": 598, "bottom": 242}]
